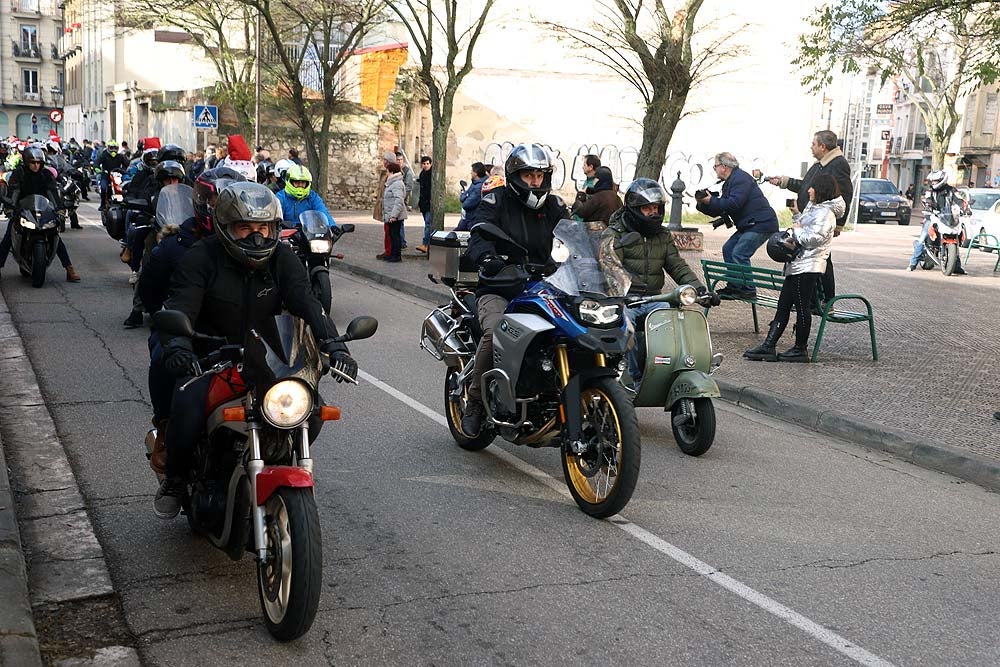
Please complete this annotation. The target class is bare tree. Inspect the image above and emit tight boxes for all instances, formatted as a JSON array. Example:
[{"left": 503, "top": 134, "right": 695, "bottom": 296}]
[
  {"left": 116, "top": 0, "right": 258, "bottom": 136},
  {"left": 387, "top": 0, "right": 496, "bottom": 232},
  {"left": 539, "top": 0, "right": 734, "bottom": 180},
  {"left": 796, "top": 1, "right": 998, "bottom": 169}
]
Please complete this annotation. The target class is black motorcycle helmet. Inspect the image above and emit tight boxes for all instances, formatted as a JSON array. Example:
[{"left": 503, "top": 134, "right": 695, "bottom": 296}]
[
  {"left": 766, "top": 231, "right": 798, "bottom": 263},
  {"left": 623, "top": 178, "right": 667, "bottom": 236},
  {"left": 193, "top": 166, "right": 245, "bottom": 237},
  {"left": 141, "top": 148, "right": 159, "bottom": 168},
  {"left": 213, "top": 182, "right": 282, "bottom": 270},
  {"left": 158, "top": 143, "right": 185, "bottom": 163},
  {"left": 22, "top": 146, "right": 45, "bottom": 166},
  {"left": 155, "top": 160, "right": 185, "bottom": 185},
  {"left": 505, "top": 143, "right": 554, "bottom": 210}
]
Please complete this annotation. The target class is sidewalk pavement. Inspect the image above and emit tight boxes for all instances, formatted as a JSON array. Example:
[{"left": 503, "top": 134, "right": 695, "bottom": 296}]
[{"left": 328, "top": 209, "right": 1000, "bottom": 491}]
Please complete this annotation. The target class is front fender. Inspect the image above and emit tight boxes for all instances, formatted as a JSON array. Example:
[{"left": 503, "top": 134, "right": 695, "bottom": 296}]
[
  {"left": 665, "top": 370, "right": 720, "bottom": 409},
  {"left": 255, "top": 465, "right": 313, "bottom": 505}
]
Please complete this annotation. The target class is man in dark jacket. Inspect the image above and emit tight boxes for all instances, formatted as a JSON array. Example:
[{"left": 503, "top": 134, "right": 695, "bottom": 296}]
[
  {"left": 696, "top": 152, "right": 778, "bottom": 297},
  {"left": 152, "top": 182, "right": 358, "bottom": 519},
  {"left": 768, "top": 130, "right": 853, "bottom": 300},
  {"left": 97, "top": 140, "right": 128, "bottom": 210},
  {"left": 415, "top": 156, "right": 433, "bottom": 252},
  {"left": 572, "top": 166, "right": 621, "bottom": 224},
  {"left": 460, "top": 143, "right": 568, "bottom": 436}
]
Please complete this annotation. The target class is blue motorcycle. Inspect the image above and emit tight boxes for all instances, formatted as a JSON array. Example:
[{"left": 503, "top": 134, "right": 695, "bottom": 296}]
[{"left": 421, "top": 219, "right": 641, "bottom": 518}]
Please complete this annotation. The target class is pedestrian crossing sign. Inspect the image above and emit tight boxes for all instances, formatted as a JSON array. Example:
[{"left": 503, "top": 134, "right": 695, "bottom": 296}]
[{"left": 193, "top": 105, "right": 219, "bottom": 130}]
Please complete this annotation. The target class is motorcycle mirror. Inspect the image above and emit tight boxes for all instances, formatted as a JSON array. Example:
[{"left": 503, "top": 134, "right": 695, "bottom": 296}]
[
  {"left": 152, "top": 309, "right": 196, "bottom": 337},
  {"left": 460, "top": 180, "right": 468, "bottom": 188},
  {"left": 339, "top": 223, "right": 355, "bottom": 234},
  {"left": 476, "top": 222, "right": 527, "bottom": 253},
  {"left": 343, "top": 316, "right": 378, "bottom": 342}
]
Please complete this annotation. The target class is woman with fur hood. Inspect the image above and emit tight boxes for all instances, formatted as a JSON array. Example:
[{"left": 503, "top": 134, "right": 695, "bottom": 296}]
[{"left": 744, "top": 173, "right": 843, "bottom": 363}]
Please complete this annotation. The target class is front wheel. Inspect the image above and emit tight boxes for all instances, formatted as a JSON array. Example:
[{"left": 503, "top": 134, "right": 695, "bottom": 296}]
[
  {"left": 942, "top": 243, "right": 958, "bottom": 276},
  {"left": 670, "top": 397, "right": 716, "bottom": 456},
  {"left": 562, "top": 377, "right": 641, "bottom": 519},
  {"left": 257, "top": 487, "right": 322, "bottom": 641},
  {"left": 312, "top": 272, "right": 332, "bottom": 315},
  {"left": 444, "top": 368, "right": 495, "bottom": 451},
  {"left": 31, "top": 243, "right": 47, "bottom": 288}
]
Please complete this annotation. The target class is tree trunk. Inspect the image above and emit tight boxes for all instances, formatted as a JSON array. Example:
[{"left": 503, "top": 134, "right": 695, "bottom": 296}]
[{"left": 634, "top": 96, "right": 685, "bottom": 180}]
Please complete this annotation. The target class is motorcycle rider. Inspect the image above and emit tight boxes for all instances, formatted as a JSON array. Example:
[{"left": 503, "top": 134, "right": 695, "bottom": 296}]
[
  {"left": 460, "top": 143, "right": 568, "bottom": 436},
  {"left": 0, "top": 146, "right": 81, "bottom": 282},
  {"left": 600, "top": 178, "right": 717, "bottom": 388},
  {"left": 906, "top": 169, "right": 968, "bottom": 274},
  {"left": 275, "top": 164, "right": 336, "bottom": 228},
  {"left": 153, "top": 182, "right": 359, "bottom": 518},
  {"left": 45, "top": 140, "right": 82, "bottom": 229},
  {"left": 97, "top": 140, "right": 128, "bottom": 210}
]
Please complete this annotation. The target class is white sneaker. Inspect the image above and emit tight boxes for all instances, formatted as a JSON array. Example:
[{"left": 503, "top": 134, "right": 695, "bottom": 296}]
[
  {"left": 129, "top": 271, "right": 139, "bottom": 285},
  {"left": 906, "top": 265, "right": 916, "bottom": 272}
]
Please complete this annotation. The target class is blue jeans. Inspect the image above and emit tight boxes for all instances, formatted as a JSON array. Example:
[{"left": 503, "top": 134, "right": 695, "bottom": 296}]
[
  {"left": 909, "top": 218, "right": 931, "bottom": 266},
  {"left": 422, "top": 210, "right": 432, "bottom": 246},
  {"left": 624, "top": 302, "right": 671, "bottom": 387},
  {"left": 722, "top": 230, "right": 770, "bottom": 290}
]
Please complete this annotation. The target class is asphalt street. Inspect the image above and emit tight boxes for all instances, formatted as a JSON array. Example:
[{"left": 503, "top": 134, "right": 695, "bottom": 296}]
[{"left": 4, "top": 201, "right": 1000, "bottom": 666}]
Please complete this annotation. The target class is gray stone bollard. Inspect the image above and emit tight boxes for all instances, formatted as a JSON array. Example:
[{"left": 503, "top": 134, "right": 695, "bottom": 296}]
[{"left": 665, "top": 170, "right": 704, "bottom": 252}]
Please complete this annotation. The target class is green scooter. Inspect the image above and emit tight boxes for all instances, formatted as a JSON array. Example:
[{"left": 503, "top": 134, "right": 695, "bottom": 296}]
[{"left": 621, "top": 285, "right": 723, "bottom": 456}]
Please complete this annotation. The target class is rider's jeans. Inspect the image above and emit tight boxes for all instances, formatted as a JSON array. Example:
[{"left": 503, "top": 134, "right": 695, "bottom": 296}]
[
  {"left": 165, "top": 374, "right": 211, "bottom": 479},
  {"left": 467, "top": 293, "right": 509, "bottom": 404},
  {"left": 624, "top": 302, "right": 671, "bottom": 387},
  {"left": 909, "top": 218, "right": 931, "bottom": 267}
]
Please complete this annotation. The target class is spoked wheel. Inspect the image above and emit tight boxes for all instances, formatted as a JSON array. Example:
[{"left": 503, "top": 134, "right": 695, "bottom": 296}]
[
  {"left": 31, "top": 244, "right": 47, "bottom": 288},
  {"left": 670, "top": 397, "right": 717, "bottom": 456},
  {"left": 257, "top": 487, "right": 322, "bottom": 641},
  {"left": 444, "top": 367, "right": 495, "bottom": 451},
  {"left": 942, "top": 243, "right": 958, "bottom": 275},
  {"left": 562, "top": 377, "right": 641, "bottom": 519}
]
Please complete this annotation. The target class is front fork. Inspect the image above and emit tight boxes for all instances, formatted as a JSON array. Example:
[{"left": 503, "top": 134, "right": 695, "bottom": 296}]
[{"left": 556, "top": 345, "right": 607, "bottom": 452}]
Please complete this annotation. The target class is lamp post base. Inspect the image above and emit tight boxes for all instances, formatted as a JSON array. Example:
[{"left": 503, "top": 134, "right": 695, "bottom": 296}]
[{"left": 668, "top": 227, "right": 704, "bottom": 252}]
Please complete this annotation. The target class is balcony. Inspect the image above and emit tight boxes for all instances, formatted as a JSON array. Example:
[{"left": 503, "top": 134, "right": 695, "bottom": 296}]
[
  {"left": 12, "top": 43, "right": 42, "bottom": 61},
  {"left": 11, "top": 0, "right": 41, "bottom": 15},
  {"left": 11, "top": 89, "right": 44, "bottom": 105}
]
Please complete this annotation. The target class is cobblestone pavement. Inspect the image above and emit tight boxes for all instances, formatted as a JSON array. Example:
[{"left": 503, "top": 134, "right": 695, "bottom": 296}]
[{"left": 329, "top": 209, "right": 1000, "bottom": 464}]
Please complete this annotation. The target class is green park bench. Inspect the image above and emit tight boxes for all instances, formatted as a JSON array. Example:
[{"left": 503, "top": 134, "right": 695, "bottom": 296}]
[
  {"left": 700, "top": 259, "right": 878, "bottom": 362},
  {"left": 963, "top": 233, "right": 1000, "bottom": 272}
]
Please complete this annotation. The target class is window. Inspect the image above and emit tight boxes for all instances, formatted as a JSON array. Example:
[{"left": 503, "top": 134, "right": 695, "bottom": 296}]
[
  {"left": 22, "top": 69, "right": 39, "bottom": 96},
  {"left": 20, "top": 24, "right": 38, "bottom": 56},
  {"left": 983, "top": 93, "right": 998, "bottom": 135}
]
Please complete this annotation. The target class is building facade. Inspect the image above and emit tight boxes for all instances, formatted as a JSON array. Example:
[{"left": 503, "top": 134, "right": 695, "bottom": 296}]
[
  {"left": 959, "top": 84, "right": 1000, "bottom": 188},
  {"left": 1, "top": 0, "right": 64, "bottom": 139}
]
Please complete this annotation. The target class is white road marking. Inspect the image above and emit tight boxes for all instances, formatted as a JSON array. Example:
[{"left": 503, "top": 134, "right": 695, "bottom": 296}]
[{"left": 357, "top": 368, "right": 896, "bottom": 667}]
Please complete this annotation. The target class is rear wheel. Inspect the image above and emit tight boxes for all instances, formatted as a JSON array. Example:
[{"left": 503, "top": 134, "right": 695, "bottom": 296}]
[
  {"left": 257, "top": 487, "right": 322, "bottom": 641},
  {"left": 444, "top": 368, "right": 494, "bottom": 451},
  {"left": 30, "top": 243, "right": 47, "bottom": 288},
  {"left": 942, "top": 243, "right": 958, "bottom": 275},
  {"left": 562, "top": 377, "right": 641, "bottom": 518},
  {"left": 670, "top": 397, "right": 716, "bottom": 457}
]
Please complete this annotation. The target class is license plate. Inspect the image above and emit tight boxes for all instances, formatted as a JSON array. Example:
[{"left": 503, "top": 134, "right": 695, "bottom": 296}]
[{"left": 880, "top": 211, "right": 896, "bottom": 217}]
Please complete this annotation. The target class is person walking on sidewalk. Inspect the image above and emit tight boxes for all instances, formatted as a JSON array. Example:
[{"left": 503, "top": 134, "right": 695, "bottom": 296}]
[
  {"left": 696, "top": 152, "right": 778, "bottom": 298},
  {"left": 744, "top": 174, "right": 842, "bottom": 363},
  {"left": 381, "top": 160, "right": 407, "bottom": 263},
  {"left": 767, "top": 130, "right": 852, "bottom": 306},
  {"left": 415, "top": 156, "right": 433, "bottom": 253}
]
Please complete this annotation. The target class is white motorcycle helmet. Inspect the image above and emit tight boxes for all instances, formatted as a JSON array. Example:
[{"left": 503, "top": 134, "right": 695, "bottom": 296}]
[
  {"left": 273, "top": 159, "right": 294, "bottom": 181},
  {"left": 927, "top": 169, "right": 950, "bottom": 191}
]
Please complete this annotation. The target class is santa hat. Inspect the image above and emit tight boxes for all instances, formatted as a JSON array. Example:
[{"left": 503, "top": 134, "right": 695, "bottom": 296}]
[
  {"left": 48, "top": 129, "right": 61, "bottom": 143},
  {"left": 141, "top": 136, "right": 161, "bottom": 150},
  {"left": 226, "top": 135, "right": 252, "bottom": 162}
]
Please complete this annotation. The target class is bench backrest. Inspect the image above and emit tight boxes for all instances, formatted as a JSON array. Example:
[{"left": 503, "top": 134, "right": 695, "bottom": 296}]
[{"left": 701, "top": 259, "right": 785, "bottom": 291}]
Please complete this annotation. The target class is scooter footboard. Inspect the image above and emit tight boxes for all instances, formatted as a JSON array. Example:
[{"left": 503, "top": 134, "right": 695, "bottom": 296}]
[{"left": 256, "top": 466, "right": 313, "bottom": 505}]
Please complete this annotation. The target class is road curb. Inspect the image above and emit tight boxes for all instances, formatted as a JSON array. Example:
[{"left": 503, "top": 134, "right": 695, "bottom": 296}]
[
  {"left": 332, "top": 261, "right": 1000, "bottom": 493},
  {"left": 717, "top": 379, "right": 1000, "bottom": 492}
]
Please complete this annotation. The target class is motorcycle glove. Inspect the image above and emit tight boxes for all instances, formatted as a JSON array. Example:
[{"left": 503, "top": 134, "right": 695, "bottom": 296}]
[
  {"left": 697, "top": 286, "right": 722, "bottom": 307},
  {"left": 328, "top": 350, "right": 358, "bottom": 384},
  {"left": 479, "top": 255, "right": 505, "bottom": 277},
  {"left": 162, "top": 339, "right": 199, "bottom": 378}
]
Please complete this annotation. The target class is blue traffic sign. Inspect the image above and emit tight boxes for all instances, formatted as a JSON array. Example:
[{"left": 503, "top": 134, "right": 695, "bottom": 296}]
[{"left": 193, "top": 105, "right": 219, "bottom": 130}]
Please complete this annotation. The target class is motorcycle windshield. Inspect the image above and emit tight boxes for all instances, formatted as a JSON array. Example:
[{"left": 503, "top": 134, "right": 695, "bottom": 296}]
[
  {"left": 298, "top": 211, "right": 331, "bottom": 239},
  {"left": 544, "top": 219, "right": 631, "bottom": 297},
  {"left": 17, "top": 195, "right": 56, "bottom": 225},
  {"left": 155, "top": 184, "right": 195, "bottom": 229},
  {"left": 242, "top": 314, "right": 323, "bottom": 389}
]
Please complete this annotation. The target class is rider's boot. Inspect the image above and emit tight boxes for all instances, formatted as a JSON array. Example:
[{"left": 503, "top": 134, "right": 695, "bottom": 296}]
[
  {"left": 149, "top": 418, "right": 169, "bottom": 474},
  {"left": 461, "top": 400, "right": 485, "bottom": 436},
  {"left": 65, "top": 265, "right": 81, "bottom": 282},
  {"left": 743, "top": 320, "right": 785, "bottom": 361}
]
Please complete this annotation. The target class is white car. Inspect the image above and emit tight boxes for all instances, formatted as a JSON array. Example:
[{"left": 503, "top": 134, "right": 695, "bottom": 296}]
[{"left": 965, "top": 188, "right": 1000, "bottom": 250}]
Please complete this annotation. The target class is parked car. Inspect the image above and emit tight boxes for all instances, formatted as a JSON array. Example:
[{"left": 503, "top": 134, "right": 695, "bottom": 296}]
[
  {"left": 857, "top": 178, "right": 912, "bottom": 224},
  {"left": 960, "top": 188, "right": 1000, "bottom": 247}
]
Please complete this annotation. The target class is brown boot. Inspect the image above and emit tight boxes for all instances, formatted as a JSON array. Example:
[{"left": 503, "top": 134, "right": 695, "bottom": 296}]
[
  {"left": 149, "top": 419, "right": 168, "bottom": 475},
  {"left": 120, "top": 247, "right": 132, "bottom": 264},
  {"left": 66, "top": 265, "right": 81, "bottom": 282}
]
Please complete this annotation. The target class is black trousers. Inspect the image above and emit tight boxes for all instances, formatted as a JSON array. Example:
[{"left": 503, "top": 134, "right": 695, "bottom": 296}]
[
  {"left": 387, "top": 220, "right": 402, "bottom": 259},
  {"left": 821, "top": 255, "right": 835, "bottom": 301},
  {"left": 775, "top": 272, "right": 819, "bottom": 347}
]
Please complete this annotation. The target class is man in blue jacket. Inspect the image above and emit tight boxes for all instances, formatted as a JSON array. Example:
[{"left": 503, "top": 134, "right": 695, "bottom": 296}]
[
  {"left": 274, "top": 164, "right": 336, "bottom": 228},
  {"left": 696, "top": 152, "right": 778, "bottom": 297},
  {"left": 455, "top": 162, "right": 488, "bottom": 231}
]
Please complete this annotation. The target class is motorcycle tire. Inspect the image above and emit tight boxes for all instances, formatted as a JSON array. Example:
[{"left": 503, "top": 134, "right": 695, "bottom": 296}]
[
  {"left": 562, "top": 376, "right": 641, "bottom": 519},
  {"left": 313, "top": 274, "right": 332, "bottom": 316},
  {"left": 444, "top": 368, "right": 495, "bottom": 451},
  {"left": 942, "top": 243, "right": 958, "bottom": 276},
  {"left": 670, "top": 397, "right": 716, "bottom": 457},
  {"left": 31, "top": 244, "right": 47, "bottom": 288},
  {"left": 921, "top": 256, "right": 935, "bottom": 270},
  {"left": 257, "top": 487, "right": 322, "bottom": 641}
]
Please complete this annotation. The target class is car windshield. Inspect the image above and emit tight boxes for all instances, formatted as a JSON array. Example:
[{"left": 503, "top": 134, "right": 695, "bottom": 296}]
[
  {"left": 968, "top": 191, "right": 1000, "bottom": 210},
  {"left": 860, "top": 180, "right": 899, "bottom": 195}
]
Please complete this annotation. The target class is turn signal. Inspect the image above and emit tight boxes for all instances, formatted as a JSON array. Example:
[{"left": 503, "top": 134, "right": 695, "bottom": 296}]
[
  {"left": 222, "top": 407, "right": 245, "bottom": 422},
  {"left": 320, "top": 405, "right": 341, "bottom": 421}
]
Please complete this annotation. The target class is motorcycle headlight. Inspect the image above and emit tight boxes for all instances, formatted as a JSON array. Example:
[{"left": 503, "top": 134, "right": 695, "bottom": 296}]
[
  {"left": 42, "top": 221, "right": 58, "bottom": 229},
  {"left": 551, "top": 237, "right": 570, "bottom": 263},
  {"left": 678, "top": 286, "right": 698, "bottom": 306},
  {"left": 577, "top": 298, "right": 621, "bottom": 326},
  {"left": 20, "top": 219, "right": 36, "bottom": 230},
  {"left": 262, "top": 379, "right": 313, "bottom": 428},
  {"left": 309, "top": 239, "right": 332, "bottom": 254}
]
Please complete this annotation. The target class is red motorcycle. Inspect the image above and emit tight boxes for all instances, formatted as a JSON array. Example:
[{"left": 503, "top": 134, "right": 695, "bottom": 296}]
[{"left": 148, "top": 309, "right": 377, "bottom": 640}]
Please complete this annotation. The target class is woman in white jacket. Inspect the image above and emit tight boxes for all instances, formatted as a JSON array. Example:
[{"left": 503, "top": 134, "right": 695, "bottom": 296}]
[
  {"left": 744, "top": 174, "right": 844, "bottom": 362},
  {"left": 381, "top": 161, "right": 408, "bottom": 262}
]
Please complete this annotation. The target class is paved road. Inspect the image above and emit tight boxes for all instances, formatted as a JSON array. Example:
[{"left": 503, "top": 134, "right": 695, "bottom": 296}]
[{"left": 4, "top": 202, "right": 1000, "bottom": 665}]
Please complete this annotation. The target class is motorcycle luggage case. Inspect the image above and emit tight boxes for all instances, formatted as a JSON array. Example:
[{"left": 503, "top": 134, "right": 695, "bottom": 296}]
[{"left": 429, "top": 231, "right": 478, "bottom": 287}]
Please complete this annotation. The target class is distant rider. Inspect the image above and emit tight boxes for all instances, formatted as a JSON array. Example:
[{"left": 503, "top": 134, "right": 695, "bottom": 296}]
[
  {"left": 906, "top": 169, "right": 968, "bottom": 274},
  {"left": 274, "top": 164, "right": 336, "bottom": 228},
  {"left": 97, "top": 140, "right": 128, "bottom": 210}
]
